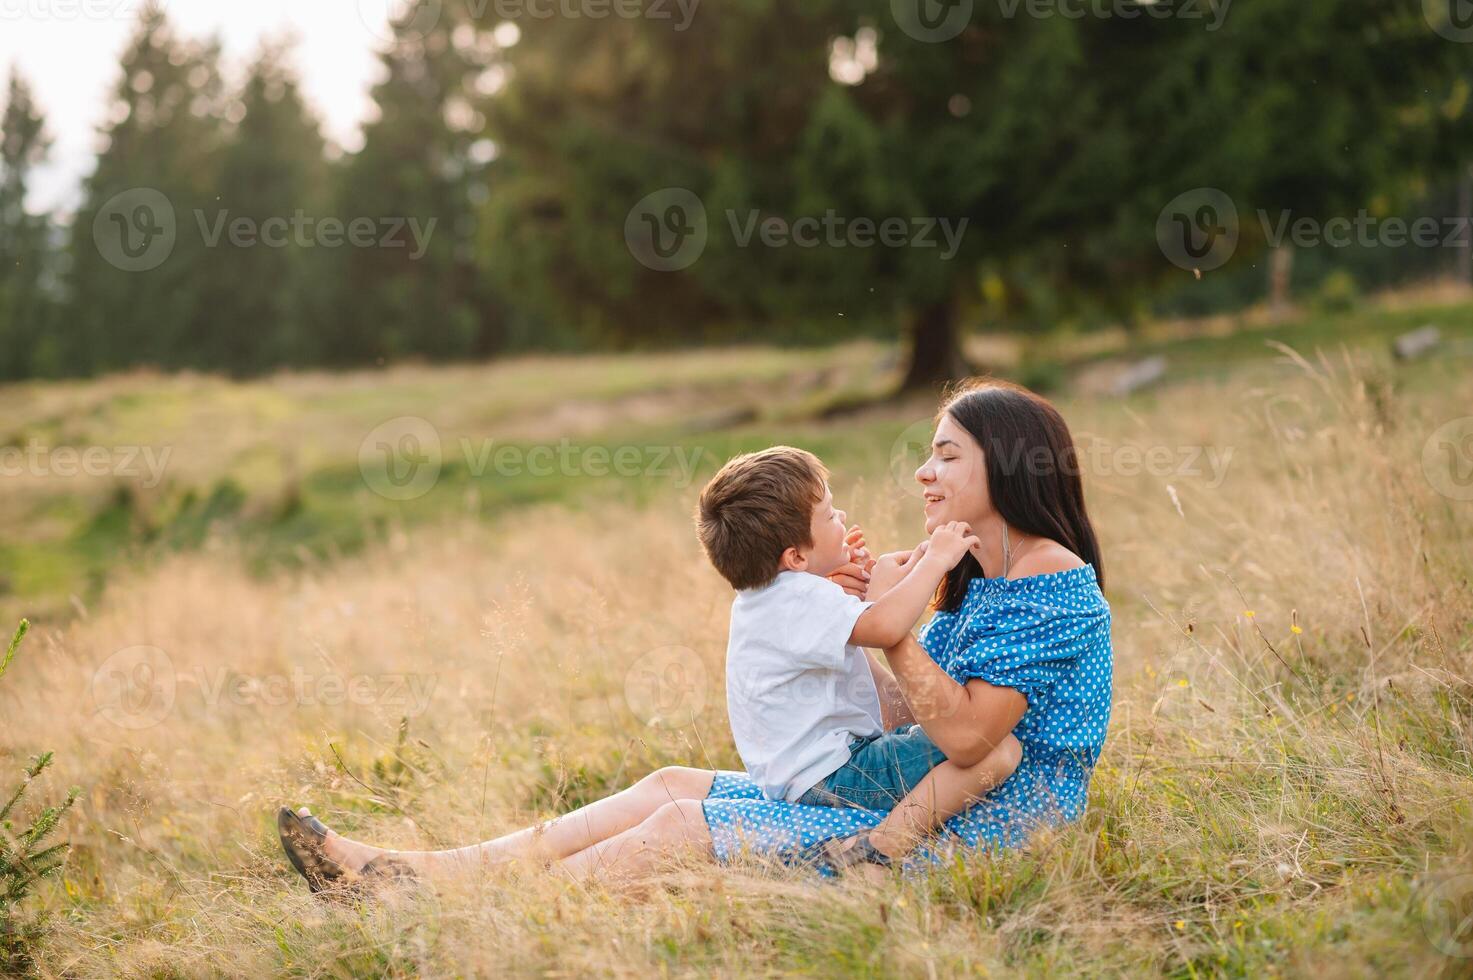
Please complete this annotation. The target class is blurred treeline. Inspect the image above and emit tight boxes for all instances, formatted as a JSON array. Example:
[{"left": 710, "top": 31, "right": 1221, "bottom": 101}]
[{"left": 1, "top": 0, "right": 1471, "bottom": 386}]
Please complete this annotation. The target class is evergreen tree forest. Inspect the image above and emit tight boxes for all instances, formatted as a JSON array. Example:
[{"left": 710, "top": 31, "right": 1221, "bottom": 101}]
[{"left": 2, "top": 0, "right": 1471, "bottom": 386}]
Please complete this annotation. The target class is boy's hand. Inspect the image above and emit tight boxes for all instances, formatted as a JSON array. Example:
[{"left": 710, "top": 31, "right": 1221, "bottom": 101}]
[
  {"left": 844, "top": 524, "right": 871, "bottom": 565},
  {"left": 925, "top": 521, "right": 982, "bottom": 569}
]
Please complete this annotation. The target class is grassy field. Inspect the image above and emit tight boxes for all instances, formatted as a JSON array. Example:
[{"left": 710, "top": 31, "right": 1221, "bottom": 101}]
[{"left": 2, "top": 297, "right": 1472, "bottom": 976}]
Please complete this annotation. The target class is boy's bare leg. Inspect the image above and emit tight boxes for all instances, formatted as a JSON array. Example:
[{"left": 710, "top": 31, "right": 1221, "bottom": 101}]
[{"left": 866, "top": 735, "right": 1021, "bottom": 861}]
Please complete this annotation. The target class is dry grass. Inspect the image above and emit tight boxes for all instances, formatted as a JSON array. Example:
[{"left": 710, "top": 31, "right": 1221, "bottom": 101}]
[{"left": 2, "top": 345, "right": 1472, "bottom": 977}]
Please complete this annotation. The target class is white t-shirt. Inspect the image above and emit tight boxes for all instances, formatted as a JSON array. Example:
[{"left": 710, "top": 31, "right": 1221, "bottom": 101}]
[{"left": 725, "top": 570, "right": 885, "bottom": 802}]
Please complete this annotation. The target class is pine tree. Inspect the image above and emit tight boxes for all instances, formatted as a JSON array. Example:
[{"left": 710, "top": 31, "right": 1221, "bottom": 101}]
[
  {"left": 474, "top": 1, "right": 1473, "bottom": 388},
  {"left": 207, "top": 37, "right": 331, "bottom": 372},
  {"left": 330, "top": 0, "right": 501, "bottom": 364},
  {"left": 0, "top": 620, "right": 79, "bottom": 973},
  {"left": 0, "top": 68, "right": 55, "bottom": 379},
  {"left": 66, "top": 2, "right": 227, "bottom": 374}
]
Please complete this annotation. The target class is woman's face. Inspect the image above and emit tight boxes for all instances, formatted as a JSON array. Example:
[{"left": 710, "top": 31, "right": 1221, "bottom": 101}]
[{"left": 915, "top": 411, "right": 992, "bottom": 533}]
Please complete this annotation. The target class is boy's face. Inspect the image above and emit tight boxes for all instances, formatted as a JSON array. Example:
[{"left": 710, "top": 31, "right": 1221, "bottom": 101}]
[{"left": 798, "top": 484, "right": 850, "bottom": 577}]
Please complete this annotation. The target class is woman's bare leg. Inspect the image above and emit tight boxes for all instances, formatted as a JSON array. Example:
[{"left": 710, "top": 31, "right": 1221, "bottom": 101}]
[
  {"left": 319, "top": 767, "right": 716, "bottom": 875},
  {"left": 558, "top": 799, "right": 713, "bottom": 881}
]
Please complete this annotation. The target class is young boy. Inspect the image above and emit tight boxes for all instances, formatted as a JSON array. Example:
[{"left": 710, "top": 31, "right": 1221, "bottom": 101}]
[{"left": 696, "top": 446, "right": 1021, "bottom": 869}]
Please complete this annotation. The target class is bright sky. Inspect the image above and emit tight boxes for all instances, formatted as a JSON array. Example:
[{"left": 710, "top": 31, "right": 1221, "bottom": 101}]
[{"left": 1, "top": 0, "right": 407, "bottom": 215}]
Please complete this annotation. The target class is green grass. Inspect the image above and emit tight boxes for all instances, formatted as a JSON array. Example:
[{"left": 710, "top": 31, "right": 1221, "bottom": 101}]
[
  {"left": 1066, "top": 295, "right": 1473, "bottom": 381},
  {"left": 4, "top": 293, "right": 1473, "bottom": 626},
  {"left": 1, "top": 324, "right": 1470, "bottom": 974}
]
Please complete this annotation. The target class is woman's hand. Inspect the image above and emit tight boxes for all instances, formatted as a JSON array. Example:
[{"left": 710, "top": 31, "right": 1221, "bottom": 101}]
[{"left": 829, "top": 525, "right": 875, "bottom": 598}]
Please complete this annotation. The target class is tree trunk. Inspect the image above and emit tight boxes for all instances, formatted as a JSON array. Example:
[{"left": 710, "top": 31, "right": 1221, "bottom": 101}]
[
  {"left": 899, "top": 295, "right": 968, "bottom": 392},
  {"left": 1267, "top": 245, "right": 1293, "bottom": 321},
  {"left": 1457, "top": 166, "right": 1472, "bottom": 286}
]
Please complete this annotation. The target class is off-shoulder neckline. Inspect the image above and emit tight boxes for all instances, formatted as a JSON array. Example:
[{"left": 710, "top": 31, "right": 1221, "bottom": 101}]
[{"left": 966, "top": 563, "right": 1099, "bottom": 593}]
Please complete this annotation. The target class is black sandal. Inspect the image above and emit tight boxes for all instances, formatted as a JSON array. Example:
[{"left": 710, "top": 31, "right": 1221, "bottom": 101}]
[
  {"left": 800, "top": 831, "right": 894, "bottom": 876},
  {"left": 277, "top": 807, "right": 419, "bottom": 895},
  {"left": 278, "top": 807, "right": 350, "bottom": 893}
]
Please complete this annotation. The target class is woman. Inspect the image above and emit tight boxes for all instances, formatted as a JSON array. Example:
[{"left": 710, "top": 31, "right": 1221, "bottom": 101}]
[{"left": 279, "top": 379, "right": 1113, "bottom": 887}]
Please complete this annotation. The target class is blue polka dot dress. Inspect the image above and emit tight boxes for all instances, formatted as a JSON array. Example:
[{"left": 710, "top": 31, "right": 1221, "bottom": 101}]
[{"left": 701, "top": 564, "right": 1113, "bottom": 871}]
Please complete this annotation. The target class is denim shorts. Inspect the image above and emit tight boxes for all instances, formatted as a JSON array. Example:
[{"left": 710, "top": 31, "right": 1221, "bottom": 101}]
[{"left": 797, "top": 724, "right": 948, "bottom": 812}]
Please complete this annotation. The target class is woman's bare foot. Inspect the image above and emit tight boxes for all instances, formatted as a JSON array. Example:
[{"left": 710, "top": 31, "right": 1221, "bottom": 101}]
[
  {"left": 299, "top": 808, "right": 390, "bottom": 872},
  {"left": 806, "top": 832, "right": 896, "bottom": 884}
]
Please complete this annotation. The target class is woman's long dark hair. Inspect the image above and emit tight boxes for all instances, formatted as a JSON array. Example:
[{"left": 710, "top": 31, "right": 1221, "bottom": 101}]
[{"left": 934, "top": 379, "right": 1104, "bottom": 612}]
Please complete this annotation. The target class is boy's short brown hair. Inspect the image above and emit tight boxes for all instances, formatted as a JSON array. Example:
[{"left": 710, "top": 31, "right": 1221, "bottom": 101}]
[{"left": 696, "top": 446, "right": 828, "bottom": 590}]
